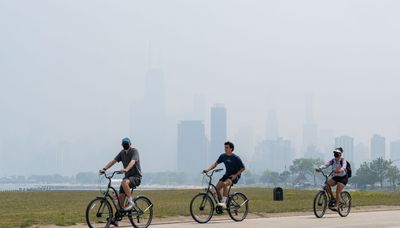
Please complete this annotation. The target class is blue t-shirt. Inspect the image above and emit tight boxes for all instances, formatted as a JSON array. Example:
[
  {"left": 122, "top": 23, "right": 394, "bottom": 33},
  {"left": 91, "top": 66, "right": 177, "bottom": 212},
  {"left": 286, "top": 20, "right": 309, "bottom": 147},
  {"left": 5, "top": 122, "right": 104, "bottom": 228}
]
[{"left": 216, "top": 153, "right": 245, "bottom": 176}]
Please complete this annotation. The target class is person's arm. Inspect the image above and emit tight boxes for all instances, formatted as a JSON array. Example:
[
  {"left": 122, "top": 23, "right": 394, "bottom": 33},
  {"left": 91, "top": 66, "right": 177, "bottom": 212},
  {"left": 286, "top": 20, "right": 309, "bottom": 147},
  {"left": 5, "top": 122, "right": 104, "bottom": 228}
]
[
  {"left": 122, "top": 160, "right": 137, "bottom": 173},
  {"left": 100, "top": 160, "right": 117, "bottom": 172},
  {"left": 316, "top": 159, "right": 332, "bottom": 171},
  {"left": 204, "top": 163, "right": 218, "bottom": 173},
  {"left": 230, "top": 167, "right": 245, "bottom": 179}
]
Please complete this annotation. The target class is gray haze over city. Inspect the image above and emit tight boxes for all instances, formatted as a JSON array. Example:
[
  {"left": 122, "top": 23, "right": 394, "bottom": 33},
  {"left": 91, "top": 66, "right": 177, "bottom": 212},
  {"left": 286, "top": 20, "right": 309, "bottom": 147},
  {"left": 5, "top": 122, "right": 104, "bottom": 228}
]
[{"left": 1, "top": 1, "right": 400, "bottom": 177}]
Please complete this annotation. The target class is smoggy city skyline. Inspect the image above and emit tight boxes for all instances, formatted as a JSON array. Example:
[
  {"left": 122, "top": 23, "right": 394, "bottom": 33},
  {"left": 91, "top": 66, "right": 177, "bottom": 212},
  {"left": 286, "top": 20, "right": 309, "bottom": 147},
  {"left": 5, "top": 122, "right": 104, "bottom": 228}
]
[{"left": 1, "top": 1, "right": 400, "bottom": 176}]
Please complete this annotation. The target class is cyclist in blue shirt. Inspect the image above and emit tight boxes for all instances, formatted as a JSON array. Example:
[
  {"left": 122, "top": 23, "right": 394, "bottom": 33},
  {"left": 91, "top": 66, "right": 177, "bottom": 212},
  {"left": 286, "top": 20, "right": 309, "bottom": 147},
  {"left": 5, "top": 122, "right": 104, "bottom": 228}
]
[{"left": 203, "top": 141, "right": 245, "bottom": 208}]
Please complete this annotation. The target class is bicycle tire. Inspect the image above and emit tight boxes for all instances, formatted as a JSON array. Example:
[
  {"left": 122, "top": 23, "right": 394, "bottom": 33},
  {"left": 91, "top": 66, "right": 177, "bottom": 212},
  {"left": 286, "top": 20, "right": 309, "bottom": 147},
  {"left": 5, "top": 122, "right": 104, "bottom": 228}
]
[
  {"left": 227, "top": 192, "right": 249, "bottom": 222},
  {"left": 190, "top": 193, "right": 214, "bottom": 223},
  {"left": 313, "top": 191, "right": 327, "bottom": 218},
  {"left": 86, "top": 198, "right": 113, "bottom": 228},
  {"left": 338, "top": 191, "right": 352, "bottom": 217}
]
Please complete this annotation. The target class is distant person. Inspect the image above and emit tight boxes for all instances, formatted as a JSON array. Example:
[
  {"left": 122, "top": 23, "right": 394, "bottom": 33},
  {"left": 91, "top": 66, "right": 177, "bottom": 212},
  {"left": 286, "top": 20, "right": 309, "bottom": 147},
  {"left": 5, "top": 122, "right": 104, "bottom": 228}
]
[
  {"left": 315, "top": 147, "right": 348, "bottom": 210},
  {"left": 100, "top": 137, "right": 142, "bottom": 211},
  {"left": 203, "top": 141, "right": 246, "bottom": 208}
]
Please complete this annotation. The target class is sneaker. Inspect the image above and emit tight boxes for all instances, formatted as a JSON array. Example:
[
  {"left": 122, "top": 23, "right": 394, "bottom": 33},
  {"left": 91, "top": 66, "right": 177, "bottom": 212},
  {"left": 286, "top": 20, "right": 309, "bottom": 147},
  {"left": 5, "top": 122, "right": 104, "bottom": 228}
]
[
  {"left": 217, "top": 202, "right": 227, "bottom": 208},
  {"left": 109, "top": 218, "right": 118, "bottom": 227},
  {"left": 328, "top": 199, "right": 336, "bottom": 208},
  {"left": 124, "top": 201, "right": 135, "bottom": 211}
]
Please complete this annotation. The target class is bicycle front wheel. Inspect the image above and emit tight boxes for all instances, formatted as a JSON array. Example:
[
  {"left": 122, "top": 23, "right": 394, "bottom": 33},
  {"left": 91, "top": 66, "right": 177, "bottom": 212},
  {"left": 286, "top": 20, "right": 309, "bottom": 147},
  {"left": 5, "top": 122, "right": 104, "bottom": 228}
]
[
  {"left": 338, "top": 191, "right": 352, "bottom": 217},
  {"left": 86, "top": 198, "right": 113, "bottom": 228},
  {"left": 227, "top": 192, "right": 249, "bottom": 222},
  {"left": 313, "top": 191, "right": 327, "bottom": 218},
  {"left": 129, "top": 196, "right": 153, "bottom": 228},
  {"left": 190, "top": 193, "right": 214, "bottom": 223}
]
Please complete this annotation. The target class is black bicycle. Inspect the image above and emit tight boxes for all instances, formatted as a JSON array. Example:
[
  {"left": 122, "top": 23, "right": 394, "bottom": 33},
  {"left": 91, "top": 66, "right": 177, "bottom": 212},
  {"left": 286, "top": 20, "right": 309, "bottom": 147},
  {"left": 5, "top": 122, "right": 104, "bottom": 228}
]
[
  {"left": 313, "top": 170, "right": 352, "bottom": 218},
  {"left": 189, "top": 169, "right": 249, "bottom": 223},
  {"left": 86, "top": 171, "right": 153, "bottom": 228}
]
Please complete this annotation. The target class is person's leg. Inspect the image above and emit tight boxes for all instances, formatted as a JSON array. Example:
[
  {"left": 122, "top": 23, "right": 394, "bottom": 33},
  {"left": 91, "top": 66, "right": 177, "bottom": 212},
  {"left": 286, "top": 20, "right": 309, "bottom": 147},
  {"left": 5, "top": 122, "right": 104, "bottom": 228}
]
[
  {"left": 121, "top": 179, "right": 134, "bottom": 210},
  {"left": 118, "top": 192, "right": 126, "bottom": 207},
  {"left": 326, "top": 179, "right": 336, "bottom": 199},
  {"left": 335, "top": 183, "right": 345, "bottom": 207},
  {"left": 222, "top": 179, "right": 232, "bottom": 198},
  {"left": 215, "top": 181, "right": 224, "bottom": 201},
  {"left": 122, "top": 179, "right": 132, "bottom": 200},
  {"left": 217, "top": 179, "right": 232, "bottom": 207}
]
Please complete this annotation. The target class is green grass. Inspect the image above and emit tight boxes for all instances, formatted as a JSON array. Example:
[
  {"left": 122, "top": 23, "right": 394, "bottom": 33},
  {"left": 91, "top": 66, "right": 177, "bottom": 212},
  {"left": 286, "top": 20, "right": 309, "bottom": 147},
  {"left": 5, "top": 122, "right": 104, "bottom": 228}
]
[{"left": 0, "top": 188, "right": 399, "bottom": 227}]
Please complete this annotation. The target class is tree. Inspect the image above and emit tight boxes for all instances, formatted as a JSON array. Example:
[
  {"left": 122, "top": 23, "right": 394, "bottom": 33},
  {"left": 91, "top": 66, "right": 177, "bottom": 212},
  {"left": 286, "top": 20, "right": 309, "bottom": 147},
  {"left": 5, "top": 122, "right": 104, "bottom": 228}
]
[
  {"left": 242, "top": 171, "right": 257, "bottom": 185},
  {"left": 353, "top": 162, "right": 378, "bottom": 188},
  {"left": 370, "top": 158, "right": 392, "bottom": 188},
  {"left": 289, "top": 158, "right": 323, "bottom": 186},
  {"left": 260, "top": 170, "right": 281, "bottom": 185},
  {"left": 386, "top": 165, "right": 400, "bottom": 190},
  {"left": 279, "top": 171, "right": 291, "bottom": 187}
]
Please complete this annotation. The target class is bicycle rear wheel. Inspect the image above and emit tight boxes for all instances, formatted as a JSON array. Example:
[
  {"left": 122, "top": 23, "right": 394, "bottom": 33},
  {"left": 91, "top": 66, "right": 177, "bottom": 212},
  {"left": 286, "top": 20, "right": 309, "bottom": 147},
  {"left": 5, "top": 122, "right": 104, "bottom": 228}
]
[
  {"left": 227, "top": 192, "right": 249, "bottom": 222},
  {"left": 129, "top": 196, "right": 153, "bottom": 228},
  {"left": 190, "top": 193, "right": 214, "bottom": 223},
  {"left": 338, "top": 191, "right": 352, "bottom": 217},
  {"left": 86, "top": 198, "right": 113, "bottom": 228},
  {"left": 313, "top": 191, "right": 327, "bottom": 218}
]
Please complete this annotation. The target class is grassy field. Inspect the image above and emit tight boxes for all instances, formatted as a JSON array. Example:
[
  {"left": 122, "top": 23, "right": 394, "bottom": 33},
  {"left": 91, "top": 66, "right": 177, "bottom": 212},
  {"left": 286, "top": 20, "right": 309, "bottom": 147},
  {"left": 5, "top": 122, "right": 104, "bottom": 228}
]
[{"left": 0, "top": 188, "right": 400, "bottom": 227}]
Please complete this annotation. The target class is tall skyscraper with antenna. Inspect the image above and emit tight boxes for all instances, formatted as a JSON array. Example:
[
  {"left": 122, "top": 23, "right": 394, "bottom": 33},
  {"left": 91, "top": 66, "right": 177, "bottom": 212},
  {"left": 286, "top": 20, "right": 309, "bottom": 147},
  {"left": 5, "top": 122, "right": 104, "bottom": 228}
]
[{"left": 209, "top": 104, "right": 227, "bottom": 164}]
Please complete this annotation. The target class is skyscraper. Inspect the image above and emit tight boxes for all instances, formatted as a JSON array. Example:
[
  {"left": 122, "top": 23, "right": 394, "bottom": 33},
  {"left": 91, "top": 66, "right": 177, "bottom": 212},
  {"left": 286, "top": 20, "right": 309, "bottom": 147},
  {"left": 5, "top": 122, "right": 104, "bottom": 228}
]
[
  {"left": 335, "top": 136, "right": 354, "bottom": 162},
  {"left": 177, "top": 121, "right": 207, "bottom": 174},
  {"left": 265, "top": 109, "right": 279, "bottom": 140},
  {"left": 371, "top": 134, "right": 386, "bottom": 160},
  {"left": 354, "top": 142, "right": 370, "bottom": 169},
  {"left": 210, "top": 104, "right": 227, "bottom": 164},
  {"left": 251, "top": 137, "right": 292, "bottom": 173},
  {"left": 302, "top": 94, "right": 318, "bottom": 157},
  {"left": 234, "top": 126, "right": 255, "bottom": 165},
  {"left": 130, "top": 68, "right": 175, "bottom": 172},
  {"left": 390, "top": 140, "right": 400, "bottom": 167}
]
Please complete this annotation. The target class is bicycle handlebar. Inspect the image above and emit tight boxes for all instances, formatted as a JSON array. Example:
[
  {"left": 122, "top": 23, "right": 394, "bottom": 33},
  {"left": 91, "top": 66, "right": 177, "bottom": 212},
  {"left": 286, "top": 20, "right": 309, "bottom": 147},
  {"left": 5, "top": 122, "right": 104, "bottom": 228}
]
[
  {"left": 99, "top": 170, "right": 123, "bottom": 179},
  {"left": 317, "top": 169, "right": 334, "bottom": 180},
  {"left": 203, "top": 168, "right": 224, "bottom": 177}
]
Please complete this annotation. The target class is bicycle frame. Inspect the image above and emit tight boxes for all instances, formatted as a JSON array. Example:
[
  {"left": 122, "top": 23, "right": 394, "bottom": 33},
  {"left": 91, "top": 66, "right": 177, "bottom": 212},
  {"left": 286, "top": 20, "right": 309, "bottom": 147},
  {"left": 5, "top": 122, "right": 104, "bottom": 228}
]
[
  {"left": 202, "top": 169, "right": 233, "bottom": 206},
  {"left": 96, "top": 171, "right": 139, "bottom": 217},
  {"left": 319, "top": 170, "right": 335, "bottom": 200}
]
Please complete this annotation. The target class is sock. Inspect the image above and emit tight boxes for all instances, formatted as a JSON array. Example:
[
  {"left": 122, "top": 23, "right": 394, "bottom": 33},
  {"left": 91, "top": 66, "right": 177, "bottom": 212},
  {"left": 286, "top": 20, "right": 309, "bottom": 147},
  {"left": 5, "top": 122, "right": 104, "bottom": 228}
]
[
  {"left": 221, "top": 197, "right": 227, "bottom": 204},
  {"left": 128, "top": 197, "right": 133, "bottom": 203}
]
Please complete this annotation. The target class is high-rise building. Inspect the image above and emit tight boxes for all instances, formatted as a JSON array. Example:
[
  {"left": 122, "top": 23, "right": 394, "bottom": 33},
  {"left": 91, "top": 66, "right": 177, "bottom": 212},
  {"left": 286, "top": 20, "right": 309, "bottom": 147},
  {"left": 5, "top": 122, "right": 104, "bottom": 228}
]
[
  {"left": 318, "top": 128, "right": 335, "bottom": 161},
  {"left": 354, "top": 142, "right": 370, "bottom": 169},
  {"left": 130, "top": 68, "right": 176, "bottom": 172},
  {"left": 265, "top": 109, "right": 279, "bottom": 140},
  {"left": 302, "top": 94, "right": 318, "bottom": 157},
  {"left": 390, "top": 140, "right": 400, "bottom": 167},
  {"left": 371, "top": 134, "right": 386, "bottom": 160},
  {"left": 209, "top": 104, "right": 227, "bottom": 164},
  {"left": 251, "top": 137, "right": 293, "bottom": 173},
  {"left": 335, "top": 136, "right": 354, "bottom": 162},
  {"left": 234, "top": 127, "right": 255, "bottom": 165},
  {"left": 177, "top": 121, "right": 207, "bottom": 174}
]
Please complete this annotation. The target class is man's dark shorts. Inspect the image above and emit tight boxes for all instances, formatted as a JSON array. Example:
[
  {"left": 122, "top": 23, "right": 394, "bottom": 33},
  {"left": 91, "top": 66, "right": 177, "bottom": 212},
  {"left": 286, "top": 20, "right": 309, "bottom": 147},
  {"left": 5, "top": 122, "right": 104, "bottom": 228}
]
[
  {"left": 119, "top": 176, "right": 141, "bottom": 193},
  {"left": 220, "top": 174, "right": 240, "bottom": 185},
  {"left": 332, "top": 175, "right": 348, "bottom": 185}
]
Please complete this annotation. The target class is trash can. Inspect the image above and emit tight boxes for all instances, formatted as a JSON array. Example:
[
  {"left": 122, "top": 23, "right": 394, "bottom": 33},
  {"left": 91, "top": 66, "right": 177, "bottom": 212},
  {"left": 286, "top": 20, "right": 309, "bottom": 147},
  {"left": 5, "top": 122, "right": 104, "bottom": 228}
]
[{"left": 273, "top": 187, "right": 283, "bottom": 201}]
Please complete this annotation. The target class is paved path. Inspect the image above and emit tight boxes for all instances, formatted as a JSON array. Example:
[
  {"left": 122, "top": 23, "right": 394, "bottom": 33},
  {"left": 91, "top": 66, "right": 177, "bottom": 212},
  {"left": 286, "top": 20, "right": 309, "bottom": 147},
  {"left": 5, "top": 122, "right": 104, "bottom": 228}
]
[
  {"left": 36, "top": 209, "right": 400, "bottom": 228},
  {"left": 153, "top": 210, "right": 400, "bottom": 228}
]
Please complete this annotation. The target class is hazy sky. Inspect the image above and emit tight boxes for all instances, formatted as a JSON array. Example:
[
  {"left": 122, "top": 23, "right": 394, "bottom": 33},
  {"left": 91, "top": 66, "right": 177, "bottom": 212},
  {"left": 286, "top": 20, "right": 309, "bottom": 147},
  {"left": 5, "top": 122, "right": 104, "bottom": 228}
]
[{"left": 1, "top": 1, "right": 400, "bottom": 175}]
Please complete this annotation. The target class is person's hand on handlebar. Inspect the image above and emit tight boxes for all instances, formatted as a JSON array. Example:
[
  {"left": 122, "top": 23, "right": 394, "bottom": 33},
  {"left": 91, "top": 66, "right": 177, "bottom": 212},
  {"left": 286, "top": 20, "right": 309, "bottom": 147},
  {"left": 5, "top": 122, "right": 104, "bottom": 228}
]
[
  {"left": 99, "top": 168, "right": 106, "bottom": 174},
  {"left": 315, "top": 168, "right": 322, "bottom": 172},
  {"left": 202, "top": 169, "right": 209, "bottom": 173},
  {"left": 120, "top": 168, "right": 127, "bottom": 173}
]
